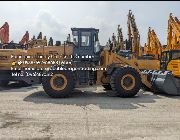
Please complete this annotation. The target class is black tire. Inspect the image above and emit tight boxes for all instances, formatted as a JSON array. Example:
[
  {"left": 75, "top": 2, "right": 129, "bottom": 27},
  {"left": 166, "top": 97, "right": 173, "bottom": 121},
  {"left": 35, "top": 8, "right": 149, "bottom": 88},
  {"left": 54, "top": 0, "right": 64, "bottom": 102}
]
[
  {"left": 110, "top": 67, "right": 141, "bottom": 97},
  {"left": 42, "top": 70, "right": 74, "bottom": 98},
  {"left": 0, "top": 80, "right": 9, "bottom": 87},
  {"left": 102, "top": 84, "right": 112, "bottom": 90}
]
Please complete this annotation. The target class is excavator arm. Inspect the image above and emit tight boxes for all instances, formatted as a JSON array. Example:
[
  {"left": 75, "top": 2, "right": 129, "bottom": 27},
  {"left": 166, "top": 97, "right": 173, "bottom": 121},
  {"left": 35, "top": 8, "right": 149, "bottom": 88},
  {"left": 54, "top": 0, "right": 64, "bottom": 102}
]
[
  {"left": 144, "top": 27, "right": 162, "bottom": 59},
  {"left": 19, "top": 31, "right": 29, "bottom": 45},
  {"left": 167, "top": 13, "right": 180, "bottom": 50},
  {"left": 127, "top": 10, "right": 141, "bottom": 57},
  {"left": 0, "top": 22, "right": 9, "bottom": 44},
  {"left": 117, "top": 25, "right": 125, "bottom": 51}
]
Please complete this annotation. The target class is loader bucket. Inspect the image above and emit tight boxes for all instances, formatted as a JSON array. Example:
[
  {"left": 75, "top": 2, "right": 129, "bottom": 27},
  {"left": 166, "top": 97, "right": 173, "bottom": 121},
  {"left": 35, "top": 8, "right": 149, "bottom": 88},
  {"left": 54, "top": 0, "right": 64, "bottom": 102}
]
[{"left": 151, "top": 72, "right": 180, "bottom": 95}]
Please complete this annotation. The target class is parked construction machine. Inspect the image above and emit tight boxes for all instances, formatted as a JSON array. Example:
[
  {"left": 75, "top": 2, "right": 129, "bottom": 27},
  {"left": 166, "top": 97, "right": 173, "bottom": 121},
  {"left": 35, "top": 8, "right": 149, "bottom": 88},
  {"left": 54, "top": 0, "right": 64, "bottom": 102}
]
[
  {"left": 107, "top": 11, "right": 179, "bottom": 95},
  {"left": 2, "top": 27, "right": 179, "bottom": 98},
  {"left": 142, "top": 13, "right": 180, "bottom": 95},
  {"left": 114, "top": 10, "right": 160, "bottom": 70},
  {"left": 19, "top": 31, "right": 29, "bottom": 45},
  {"left": 0, "top": 22, "right": 9, "bottom": 48},
  {"left": 126, "top": 10, "right": 141, "bottom": 57},
  {"left": 166, "top": 13, "right": 180, "bottom": 51},
  {"left": 143, "top": 27, "right": 162, "bottom": 59},
  {"left": 0, "top": 31, "right": 48, "bottom": 86},
  {"left": 0, "top": 19, "right": 30, "bottom": 49}
]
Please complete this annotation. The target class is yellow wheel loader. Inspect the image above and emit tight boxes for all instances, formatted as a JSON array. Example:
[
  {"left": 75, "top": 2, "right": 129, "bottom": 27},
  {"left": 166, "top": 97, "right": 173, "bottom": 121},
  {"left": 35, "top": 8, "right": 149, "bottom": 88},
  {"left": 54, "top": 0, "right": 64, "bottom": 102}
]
[
  {"left": 0, "top": 27, "right": 179, "bottom": 96},
  {"left": 5, "top": 27, "right": 179, "bottom": 98}
]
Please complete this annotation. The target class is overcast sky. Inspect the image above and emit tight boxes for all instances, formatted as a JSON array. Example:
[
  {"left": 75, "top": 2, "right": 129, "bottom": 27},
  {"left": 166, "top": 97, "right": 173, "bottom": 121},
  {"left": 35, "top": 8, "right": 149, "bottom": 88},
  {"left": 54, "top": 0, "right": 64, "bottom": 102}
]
[{"left": 0, "top": 1, "right": 179, "bottom": 46}]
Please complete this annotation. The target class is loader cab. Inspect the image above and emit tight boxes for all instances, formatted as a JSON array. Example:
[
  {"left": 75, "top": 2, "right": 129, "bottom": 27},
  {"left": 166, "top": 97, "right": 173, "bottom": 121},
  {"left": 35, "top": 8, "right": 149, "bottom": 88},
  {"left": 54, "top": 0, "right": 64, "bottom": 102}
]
[
  {"left": 160, "top": 50, "right": 180, "bottom": 70},
  {"left": 71, "top": 28, "right": 100, "bottom": 61}
]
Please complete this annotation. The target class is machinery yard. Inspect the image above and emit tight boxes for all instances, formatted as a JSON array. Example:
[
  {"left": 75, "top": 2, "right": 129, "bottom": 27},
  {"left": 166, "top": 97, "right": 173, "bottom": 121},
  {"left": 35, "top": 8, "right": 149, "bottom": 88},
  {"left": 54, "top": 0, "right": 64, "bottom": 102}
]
[
  {"left": 0, "top": 85, "right": 180, "bottom": 139},
  {"left": 0, "top": 1, "right": 180, "bottom": 140}
]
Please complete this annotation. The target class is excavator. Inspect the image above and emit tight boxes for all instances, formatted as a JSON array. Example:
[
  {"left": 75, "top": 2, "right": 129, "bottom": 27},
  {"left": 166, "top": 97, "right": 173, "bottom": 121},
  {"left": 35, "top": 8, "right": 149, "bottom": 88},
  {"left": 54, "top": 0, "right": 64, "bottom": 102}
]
[
  {"left": 0, "top": 32, "right": 52, "bottom": 87},
  {"left": 126, "top": 12, "right": 180, "bottom": 95},
  {"left": 122, "top": 10, "right": 160, "bottom": 70},
  {"left": 0, "top": 22, "right": 29, "bottom": 50},
  {"left": 115, "top": 25, "right": 132, "bottom": 58},
  {"left": 166, "top": 13, "right": 180, "bottom": 51},
  {"left": 0, "top": 22, "right": 9, "bottom": 48},
  {"left": 117, "top": 25, "right": 125, "bottom": 51},
  {"left": 19, "top": 31, "right": 29, "bottom": 45},
  {"left": 143, "top": 27, "right": 162, "bottom": 59},
  {"left": 160, "top": 13, "right": 180, "bottom": 77},
  {"left": 109, "top": 11, "right": 179, "bottom": 95},
  {"left": 142, "top": 13, "right": 180, "bottom": 95},
  {"left": 126, "top": 10, "right": 141, "bottom": 57},
  {"left": 2, "top": 32, "right": 30, "bottom": 50}
]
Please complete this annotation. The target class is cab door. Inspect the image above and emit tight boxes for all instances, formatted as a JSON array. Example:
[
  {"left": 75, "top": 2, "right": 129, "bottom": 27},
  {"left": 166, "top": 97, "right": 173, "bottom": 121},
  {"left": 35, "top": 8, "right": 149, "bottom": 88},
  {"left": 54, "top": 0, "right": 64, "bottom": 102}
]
[
  {"left": 79, "top": 31, "right": 93, "bottom": 56},
  {"left": 73, "top": 31, "right": 94, "bottom": 58},
  {"left": 160, "top": 51, "right": 170, "bottom": 70}
]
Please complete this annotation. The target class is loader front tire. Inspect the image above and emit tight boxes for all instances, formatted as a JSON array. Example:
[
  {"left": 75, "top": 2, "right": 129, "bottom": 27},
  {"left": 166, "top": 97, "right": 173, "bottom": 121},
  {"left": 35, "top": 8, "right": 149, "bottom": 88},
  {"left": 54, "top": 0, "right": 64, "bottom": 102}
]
[
  {"left": 42, "top": 70, "right": 74, "bottom": 98},
  {"left": 110, "top": 67, "right": 141, "bottom": 97}
]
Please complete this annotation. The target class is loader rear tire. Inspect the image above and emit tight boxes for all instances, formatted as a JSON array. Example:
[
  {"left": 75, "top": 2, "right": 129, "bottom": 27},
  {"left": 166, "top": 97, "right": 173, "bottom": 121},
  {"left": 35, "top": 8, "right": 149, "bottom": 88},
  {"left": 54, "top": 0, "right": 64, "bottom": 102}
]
[
  {"left": 42, "top": 70, "right": 74, "bottom": 98},
  {"left": 102, "top": 84, "right": 112, "bottom": 90},
  {"left": 110, "top": 67, "right": 141, "bottom": 97}
]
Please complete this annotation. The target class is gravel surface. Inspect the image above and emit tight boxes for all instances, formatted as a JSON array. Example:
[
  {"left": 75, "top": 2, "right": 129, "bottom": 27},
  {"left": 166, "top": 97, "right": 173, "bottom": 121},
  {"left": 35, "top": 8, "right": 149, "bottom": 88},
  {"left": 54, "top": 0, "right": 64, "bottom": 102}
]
[{"left": 0, "top": 84, "right": 180, "bottom": 140}]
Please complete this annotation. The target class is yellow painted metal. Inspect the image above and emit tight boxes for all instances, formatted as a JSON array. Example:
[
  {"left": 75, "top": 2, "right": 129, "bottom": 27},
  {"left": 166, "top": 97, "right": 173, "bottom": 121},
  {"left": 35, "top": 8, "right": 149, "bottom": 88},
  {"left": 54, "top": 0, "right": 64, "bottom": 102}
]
[
  {"left": 120, "top": 74, "right": 135, "bottom": 91},
  {"left": 50, "top": 73, "right": 68, "bottom": 91}
]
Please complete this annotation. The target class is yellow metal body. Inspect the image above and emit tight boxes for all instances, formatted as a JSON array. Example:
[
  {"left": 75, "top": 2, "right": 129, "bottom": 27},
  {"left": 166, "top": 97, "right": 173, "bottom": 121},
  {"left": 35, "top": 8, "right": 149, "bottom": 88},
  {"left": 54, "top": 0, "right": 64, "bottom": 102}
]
[
  {"left": 166, "top": 14, "right": 180, "bottom": 51},
  {"left": 167, "top": 60, "right": 180, "bottom": 78},
  {"left": 0, "top": 38, "right": 73, "bottom": 70},
  {"left": 165, "top": 14, "right": 180, "bottom": 77},
  {"left": 144, "top": 27, "right": 162, "bottom": 59},
  {"left": 136, "top": 59, "right": 160, "bottom": 70},
  {"left": 127, "top": 10, "right": 141, "bottom": 57},
  {"left": 50, "top": 73, "right": 68, "bottom": 91},
  {"left": 96, "top": 50, "right": 152, "bottom": 88}
]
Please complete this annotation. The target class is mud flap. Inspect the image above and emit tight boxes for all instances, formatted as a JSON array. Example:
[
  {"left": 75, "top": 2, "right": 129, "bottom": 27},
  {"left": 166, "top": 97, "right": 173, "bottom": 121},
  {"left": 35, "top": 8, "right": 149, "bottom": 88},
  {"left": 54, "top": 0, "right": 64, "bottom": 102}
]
[{"left": 151, "top": 73, "right": 180, "bottom": 95}]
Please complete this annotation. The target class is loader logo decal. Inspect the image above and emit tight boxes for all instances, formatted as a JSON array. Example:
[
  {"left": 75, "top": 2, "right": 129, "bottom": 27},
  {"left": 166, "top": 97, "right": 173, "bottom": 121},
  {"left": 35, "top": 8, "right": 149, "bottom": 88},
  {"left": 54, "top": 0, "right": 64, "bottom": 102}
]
[{"left": 141, "top": 69, "right": 172, "bottom": 75}]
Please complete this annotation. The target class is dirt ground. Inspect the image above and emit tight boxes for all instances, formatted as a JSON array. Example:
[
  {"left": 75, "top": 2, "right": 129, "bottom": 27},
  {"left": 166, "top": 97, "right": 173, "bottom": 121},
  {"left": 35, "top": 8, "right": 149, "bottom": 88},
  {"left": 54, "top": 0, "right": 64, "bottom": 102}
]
[{"left": 0, "top": 84, "right": 180, "bottom": 140}]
